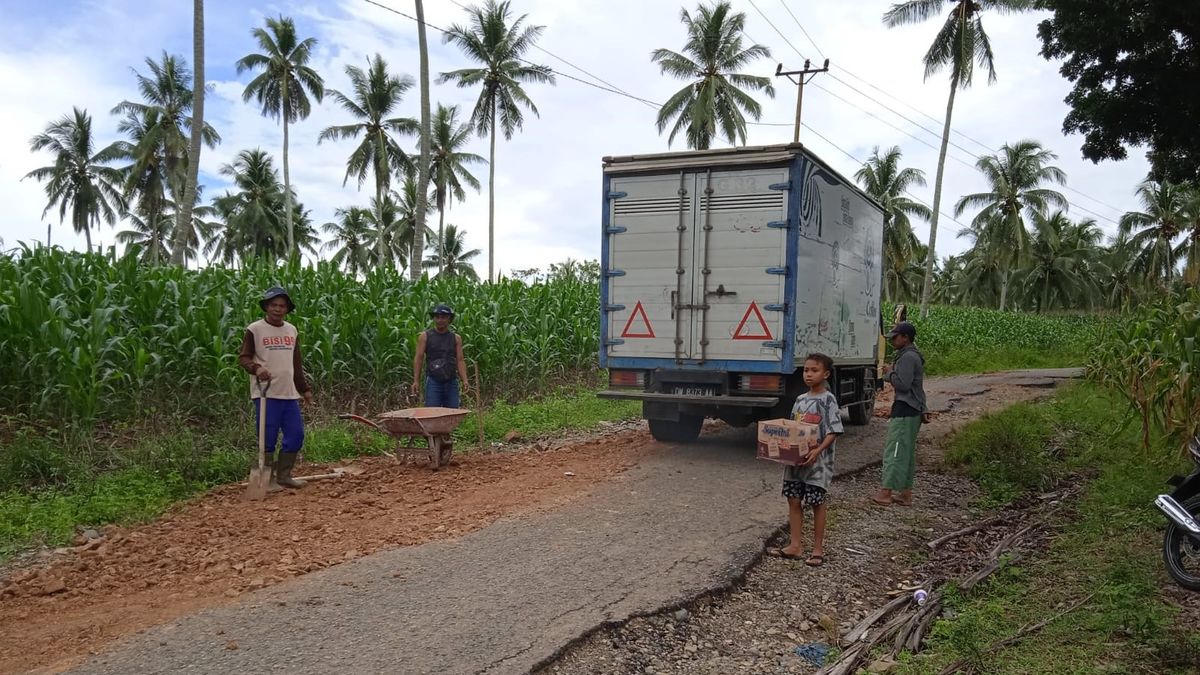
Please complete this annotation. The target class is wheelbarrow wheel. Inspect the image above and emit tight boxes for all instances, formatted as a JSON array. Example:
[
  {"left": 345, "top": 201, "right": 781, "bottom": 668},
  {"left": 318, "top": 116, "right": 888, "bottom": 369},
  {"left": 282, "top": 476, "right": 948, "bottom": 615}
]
[{"left": 428, "top": 436, "right": 442, "bottom": 470}]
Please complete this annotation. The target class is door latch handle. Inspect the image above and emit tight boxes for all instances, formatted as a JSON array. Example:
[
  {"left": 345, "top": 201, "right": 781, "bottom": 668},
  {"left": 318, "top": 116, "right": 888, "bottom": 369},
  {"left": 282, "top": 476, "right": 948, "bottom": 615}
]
[
  {"left": 706, "top": 284, "right": 737, "bottom": 298},
  {"left": 670, "top": 290, "right": 676, "bottom": 319}
]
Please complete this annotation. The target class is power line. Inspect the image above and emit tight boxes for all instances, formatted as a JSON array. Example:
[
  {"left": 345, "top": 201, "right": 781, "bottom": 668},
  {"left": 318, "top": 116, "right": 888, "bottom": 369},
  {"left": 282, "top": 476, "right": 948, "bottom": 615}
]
[
  {"left": 373, "top": 0, "right": 1119, "bottom": 230},
  {"left": 370, "top": 0, "right": 963, "bottom": 229},
  {"left": 797, "top": 122, "right": 969, "bottom": 232},
  {"left": 444, "top": 0, "right": 660, "bottom": 111},
  {"left": 777, "top": 0, "right": 826, "bottom": 61},
  {"left": 365, "top": 0, "right": 663, "bottom": 110},
  {"left": 741, "top": 0, "right": 1126, "bottom": 226}
]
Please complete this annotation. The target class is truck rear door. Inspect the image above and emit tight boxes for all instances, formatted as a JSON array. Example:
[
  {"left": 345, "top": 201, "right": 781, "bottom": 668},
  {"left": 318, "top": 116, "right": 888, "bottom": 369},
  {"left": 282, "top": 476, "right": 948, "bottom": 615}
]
[{"left": 605, "top": 166, "right": 790, "bottom": 366}]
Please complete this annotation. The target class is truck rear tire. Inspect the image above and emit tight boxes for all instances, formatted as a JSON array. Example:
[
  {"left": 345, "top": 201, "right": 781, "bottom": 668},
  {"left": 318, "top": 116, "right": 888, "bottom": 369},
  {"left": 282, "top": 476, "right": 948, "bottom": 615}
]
[
  {"left": 848, "top": 400, "right": 872, "bottom": 426},
  {"left": 648, "top": 415, "right": 703, "bottom": 443},
  {"left": 848, "top": 374, "right": 875, "bottom": 426}
]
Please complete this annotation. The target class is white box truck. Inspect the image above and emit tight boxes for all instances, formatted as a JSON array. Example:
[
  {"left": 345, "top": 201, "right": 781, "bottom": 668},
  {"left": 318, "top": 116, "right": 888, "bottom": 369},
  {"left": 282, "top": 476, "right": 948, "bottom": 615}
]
[{"left": 597, "top": 143, "right": 886, "bottom": 442}]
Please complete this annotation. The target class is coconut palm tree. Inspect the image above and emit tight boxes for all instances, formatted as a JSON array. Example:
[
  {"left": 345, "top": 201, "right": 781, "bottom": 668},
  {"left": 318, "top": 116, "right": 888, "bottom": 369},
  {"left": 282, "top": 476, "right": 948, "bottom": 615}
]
[
  {"left": 882, "top": 0, "right": 1035, "bottom": 317},
  {"left": 440, "top": 0, "right": 555, "bottom": 282},
  {"left": 176, "top": 0, "right": 206, "bottom": 265},
  {"left": 319, "top": 53, "right": 418, "bottom": 267},
  {"left": 1119, "top": 179, "right": 1186, "bottom": 289},
  {"left": 321, "top": 206, "right": 374, "bottom": 277},
  {"left": 1101, "top": 230, "right": 1142, "bottom": 310},
  {"left": 111, "top": 109, "right": 171, "bottom": 264},
  {"left": 854, "top": 146, "right": 932, "bottom": 301},
  {"left": 954, "top": 139, "right": 1067, "bottom": 310},
  {"left": 388, "top": 172, "right": 437, "bottom": 273},
  {"left": 429, "top": 104, "right": 484, "bottom": 276},
  {"left": 112, "top": 52, "right": 219, "bottom": 256},
  {"left": 933, "top": 253, "right": 966, "bottom": 304},
  {"left": 425, "top": 224, "right": 481, "bottom": 281},
  {"left": 363, "top": 193, "right": 406, "bottom": 271},
  {"left": 24, "top": 108, "right": 126, "bottom": 253},
  {"left": 413, "top": 0, "right": 432, "bottom": 283},
  {"left": 116, "top": 193, "right": 216, "bottom": 267},
  {"left": 205, "top": 148, "right": 313, "bottom": 264},
  {"left": 1019, "top": 211, "right": 1103, "bottom": 312},
  {"left": 236, "top": 15, "right": 324, "bottom": 259},
  {"left": 955, "top": 219, "right": 1006, "bottom": 307},
  {"left": 651, "top": 1, "right": 774, "bottom": 150},
  {"left": 1176, "top": 182, "right": 1200, "bottom": 285}
]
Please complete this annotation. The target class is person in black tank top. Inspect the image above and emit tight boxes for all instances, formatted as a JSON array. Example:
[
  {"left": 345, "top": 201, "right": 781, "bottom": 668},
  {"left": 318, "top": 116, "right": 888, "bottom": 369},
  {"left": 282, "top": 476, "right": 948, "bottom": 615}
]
[{"left": 411, "top": 304, "right": 469, "bottom": 408}]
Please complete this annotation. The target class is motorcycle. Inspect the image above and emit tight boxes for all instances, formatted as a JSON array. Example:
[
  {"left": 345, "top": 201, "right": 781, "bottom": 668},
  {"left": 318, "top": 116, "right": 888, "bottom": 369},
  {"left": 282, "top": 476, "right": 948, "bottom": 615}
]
[{"left": 1155, "top": 435, "right": 1200, "bottom": 591}]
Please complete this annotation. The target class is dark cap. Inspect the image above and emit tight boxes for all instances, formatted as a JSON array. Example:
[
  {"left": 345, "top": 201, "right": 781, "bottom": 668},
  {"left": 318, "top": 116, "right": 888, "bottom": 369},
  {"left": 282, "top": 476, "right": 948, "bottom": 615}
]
[
  {"left": 886, "top": 321, "right": 916, "bottom": 340},
  {"left": 430, "top": 303, "right": 455, "bottom": 317},
  {"left": 259, "top": 286, "right": 296, "bottom": 313}
]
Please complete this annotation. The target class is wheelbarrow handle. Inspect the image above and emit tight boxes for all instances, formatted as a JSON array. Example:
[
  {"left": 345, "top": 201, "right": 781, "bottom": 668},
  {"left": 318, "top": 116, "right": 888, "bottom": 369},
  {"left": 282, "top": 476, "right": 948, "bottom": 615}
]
[{"left": 338, "top": 413, "right": 386, "bottom": 433}]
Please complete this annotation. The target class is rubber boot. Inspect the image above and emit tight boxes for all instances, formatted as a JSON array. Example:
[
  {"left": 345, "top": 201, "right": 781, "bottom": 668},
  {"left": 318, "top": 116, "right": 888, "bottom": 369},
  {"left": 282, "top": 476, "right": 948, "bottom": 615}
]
[
  {"left": 267, "top": 455, "right": 283, "bottom": 492},
  {"left": 275, "top": 452, "right": 307, "bottom": 489}
]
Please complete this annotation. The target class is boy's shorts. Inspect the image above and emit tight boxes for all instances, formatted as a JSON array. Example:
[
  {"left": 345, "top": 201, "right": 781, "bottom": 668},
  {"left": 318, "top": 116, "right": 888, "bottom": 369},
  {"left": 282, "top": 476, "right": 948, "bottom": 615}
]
[{"left": 782, "top": 479, "right": 826, "bottom": 506}]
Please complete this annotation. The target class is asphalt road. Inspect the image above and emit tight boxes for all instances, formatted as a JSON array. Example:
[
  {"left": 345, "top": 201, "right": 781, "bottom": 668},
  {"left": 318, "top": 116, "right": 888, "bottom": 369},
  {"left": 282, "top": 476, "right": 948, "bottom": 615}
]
[{"left": 71, "top": 369, "right": 1081, "bottom": 675}]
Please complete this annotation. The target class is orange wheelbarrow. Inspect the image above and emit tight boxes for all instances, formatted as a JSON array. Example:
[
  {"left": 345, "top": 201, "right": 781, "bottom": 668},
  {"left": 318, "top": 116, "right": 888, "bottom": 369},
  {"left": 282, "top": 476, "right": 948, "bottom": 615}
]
[{"left": 339, "top": 407, "right": 471, "bottom": 470}]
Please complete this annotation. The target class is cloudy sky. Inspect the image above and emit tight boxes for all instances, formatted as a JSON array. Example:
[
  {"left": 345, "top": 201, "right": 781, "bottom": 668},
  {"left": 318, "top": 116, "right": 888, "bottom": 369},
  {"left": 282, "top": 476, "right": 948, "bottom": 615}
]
[{"left": 1, "top": 0, "right": 1148, "bottom": 276}]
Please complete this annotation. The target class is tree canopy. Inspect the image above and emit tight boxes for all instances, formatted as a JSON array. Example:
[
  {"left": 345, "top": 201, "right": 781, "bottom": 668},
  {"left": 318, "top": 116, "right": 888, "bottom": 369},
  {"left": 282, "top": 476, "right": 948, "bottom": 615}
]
[{"left": 1037, "top": 0, "right": 1200, "bottom": 182}]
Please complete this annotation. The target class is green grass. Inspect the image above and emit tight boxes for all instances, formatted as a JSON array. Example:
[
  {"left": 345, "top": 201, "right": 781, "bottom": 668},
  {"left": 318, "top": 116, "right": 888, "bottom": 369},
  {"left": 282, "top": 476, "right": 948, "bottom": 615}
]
[
  {"left": 905, "top": 385, "right": 1200, "bottom": 673},
  {"left": 454, "top": 390, "right": 640, "bottom": 444},
  {"left": 0, "top": 389, "right": 641, "bottom": 558}
]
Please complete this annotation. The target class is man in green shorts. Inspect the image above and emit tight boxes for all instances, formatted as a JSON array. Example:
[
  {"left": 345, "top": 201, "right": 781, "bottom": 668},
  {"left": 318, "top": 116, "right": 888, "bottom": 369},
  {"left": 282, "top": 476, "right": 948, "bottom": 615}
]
[{"left": 873, "top": 321, "right": 929, "bottom": 506}]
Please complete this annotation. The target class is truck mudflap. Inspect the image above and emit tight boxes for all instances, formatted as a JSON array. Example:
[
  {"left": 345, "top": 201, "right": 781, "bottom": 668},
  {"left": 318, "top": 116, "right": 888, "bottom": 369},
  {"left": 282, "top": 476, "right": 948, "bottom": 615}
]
[{"left": 596, "top": 391, "right": 779, "bottom": 407}]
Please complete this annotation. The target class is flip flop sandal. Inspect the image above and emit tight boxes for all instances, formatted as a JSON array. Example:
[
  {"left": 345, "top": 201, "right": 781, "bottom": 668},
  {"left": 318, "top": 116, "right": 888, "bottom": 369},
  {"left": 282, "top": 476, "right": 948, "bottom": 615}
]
[
  {"left": 767, "top": 547, "right": 803, "bottom": 560},
  {"left": 870, "top": 496, "right": 893, "bottom": 506},
  {"left": 805, "top": 553, "right": 825, "bottom": 567}
]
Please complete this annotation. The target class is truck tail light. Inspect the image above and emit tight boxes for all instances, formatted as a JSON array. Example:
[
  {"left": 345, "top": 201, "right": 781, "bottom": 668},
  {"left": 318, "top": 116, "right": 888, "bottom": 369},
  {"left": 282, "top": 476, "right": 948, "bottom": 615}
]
[
  {"left": 609, "top": 370, "right": 646, "bottom": 389},
  {"left": 737, "top": 374, "right": 783, "bottom": 394}
]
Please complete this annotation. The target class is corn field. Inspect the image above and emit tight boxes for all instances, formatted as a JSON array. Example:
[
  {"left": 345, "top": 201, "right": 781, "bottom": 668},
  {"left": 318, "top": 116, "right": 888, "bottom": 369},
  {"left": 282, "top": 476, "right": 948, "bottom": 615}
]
[
  {"left": 892, "top": 303, "right": 1100, "bottom": 356},
  {"left": 0, "top": 248, "right": 600, "bottom": 425},
  {"left": 1088, "top": 288, "right": 1200, "bottom": 458}
]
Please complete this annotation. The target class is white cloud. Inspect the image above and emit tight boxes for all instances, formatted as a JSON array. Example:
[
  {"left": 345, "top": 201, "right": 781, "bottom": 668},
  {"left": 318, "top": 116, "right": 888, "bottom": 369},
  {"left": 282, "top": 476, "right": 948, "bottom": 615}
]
[{"left": 1, "top": 0, "right": 1150, "bottom": 274}]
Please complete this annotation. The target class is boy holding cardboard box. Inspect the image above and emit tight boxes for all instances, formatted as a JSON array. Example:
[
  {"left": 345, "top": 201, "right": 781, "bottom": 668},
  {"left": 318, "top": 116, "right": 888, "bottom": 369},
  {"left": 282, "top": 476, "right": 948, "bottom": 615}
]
[{"left": 766, "top": 353, "right": 843, "bottom": 567}]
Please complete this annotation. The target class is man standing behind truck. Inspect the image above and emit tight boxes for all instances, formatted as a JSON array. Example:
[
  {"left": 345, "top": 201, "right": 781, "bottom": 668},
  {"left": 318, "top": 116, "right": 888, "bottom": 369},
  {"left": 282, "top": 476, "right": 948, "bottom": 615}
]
[{"left": 873, "top": 321, "right": 929, "bottom": 506}]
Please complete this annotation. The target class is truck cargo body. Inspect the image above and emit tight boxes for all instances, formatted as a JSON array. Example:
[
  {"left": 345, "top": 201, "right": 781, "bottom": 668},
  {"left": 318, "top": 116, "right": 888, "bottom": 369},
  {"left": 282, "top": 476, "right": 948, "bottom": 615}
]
[{"left": 597, "top": 144, "right": 885, "bottom": 442}]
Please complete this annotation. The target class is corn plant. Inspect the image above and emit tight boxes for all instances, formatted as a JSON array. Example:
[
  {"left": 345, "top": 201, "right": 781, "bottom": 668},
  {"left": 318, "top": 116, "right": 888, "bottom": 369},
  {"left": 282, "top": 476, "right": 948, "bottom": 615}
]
[
  {"left": 1088, "top": 288, "right": 1200, "bottom": 458},
  {"left": 0, "top": 247, "right": 600, "bottom": 426}
]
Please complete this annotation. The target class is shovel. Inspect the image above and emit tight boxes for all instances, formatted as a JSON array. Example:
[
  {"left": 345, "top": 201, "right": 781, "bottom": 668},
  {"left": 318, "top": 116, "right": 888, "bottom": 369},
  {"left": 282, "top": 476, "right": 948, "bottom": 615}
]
[
  {"left": 244, "top": 380, "right": 271, "bottom": 501},
  {"left": 294, "top": 465, "right": 367, "bottom": 481}
]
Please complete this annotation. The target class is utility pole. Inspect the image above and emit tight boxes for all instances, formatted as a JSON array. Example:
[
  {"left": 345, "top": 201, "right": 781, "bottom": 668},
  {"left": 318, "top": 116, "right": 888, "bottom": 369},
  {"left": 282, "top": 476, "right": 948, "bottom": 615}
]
[{"left": 775, "top": 59, "right": 830, "bottom": 143}]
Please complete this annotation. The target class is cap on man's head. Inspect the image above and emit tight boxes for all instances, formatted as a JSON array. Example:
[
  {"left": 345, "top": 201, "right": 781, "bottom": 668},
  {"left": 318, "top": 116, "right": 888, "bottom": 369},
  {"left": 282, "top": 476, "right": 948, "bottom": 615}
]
[
  {"left": 886, "top": 321, "right": 916, "bottom": 340},
  {"left": 259, "top": 286, "right": 296, "bottom": 312},
  {"left": 430, "top": 303, "right": 455, "bottom": 317}
]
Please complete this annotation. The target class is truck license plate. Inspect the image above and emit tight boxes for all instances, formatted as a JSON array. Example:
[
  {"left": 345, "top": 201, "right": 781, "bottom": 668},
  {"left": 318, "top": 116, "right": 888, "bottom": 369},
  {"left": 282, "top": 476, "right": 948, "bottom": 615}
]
[{"left": 671, "top": 385, "right": 716, "bottom": 397}]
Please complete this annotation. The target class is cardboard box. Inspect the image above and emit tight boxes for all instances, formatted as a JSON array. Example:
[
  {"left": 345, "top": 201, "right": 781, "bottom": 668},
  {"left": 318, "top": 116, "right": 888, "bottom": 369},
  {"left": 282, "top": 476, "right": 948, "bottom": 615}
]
[{"left": 757, "top": 418, "right": 820, "bottom": 466}]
